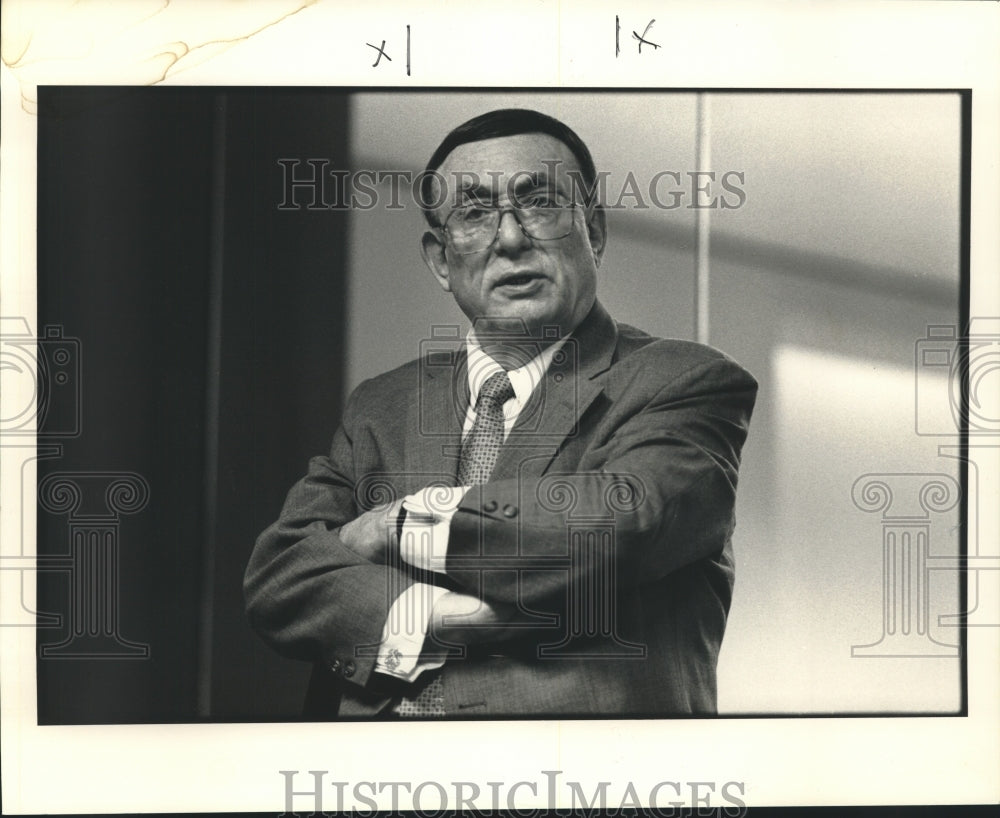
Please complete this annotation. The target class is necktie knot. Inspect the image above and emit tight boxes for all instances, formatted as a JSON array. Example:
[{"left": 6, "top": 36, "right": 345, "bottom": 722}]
[{"left": 478, "top": 370, "right": 514, "bottom": 409}]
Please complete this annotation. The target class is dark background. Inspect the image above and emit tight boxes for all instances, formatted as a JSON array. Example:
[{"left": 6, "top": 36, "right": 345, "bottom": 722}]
[{"left": 36, "top": 87, "right": 351, "bottom": 722}]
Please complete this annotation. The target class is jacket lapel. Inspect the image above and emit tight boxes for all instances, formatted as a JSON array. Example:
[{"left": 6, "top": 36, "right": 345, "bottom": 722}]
[
  {"left": 489, "top": 301, "right": 618, "bottom": 481},
  {"left": 407, "top": 344, "right": 467, "bottom": 486}
]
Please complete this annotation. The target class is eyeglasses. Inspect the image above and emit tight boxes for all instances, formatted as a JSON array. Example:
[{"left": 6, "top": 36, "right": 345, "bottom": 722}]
[{"left": 441, "top": 199, "right": 579, "bottom": 254}]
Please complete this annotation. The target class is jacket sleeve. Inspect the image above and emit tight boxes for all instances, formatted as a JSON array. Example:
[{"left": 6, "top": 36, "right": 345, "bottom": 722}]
[
  {"left": 444, "top": 354, "right": 758, "bottom": 609},
  {"left": 243, "top": 384, "right": 417, "bottom": 688}
]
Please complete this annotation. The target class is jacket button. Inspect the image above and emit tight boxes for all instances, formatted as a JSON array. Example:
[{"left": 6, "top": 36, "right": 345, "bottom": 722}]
[
  {"left": 502, "top": 504, "right": 518, "bottom": 518},
  {"left": 344, "top": 660, "right": 356, "bottom": 678},
  {"left": 483, "top": 500, "right": 498, "bottom": 512},
  {"left": 330, "top": 658, "right": 342, "bottom": 674}
]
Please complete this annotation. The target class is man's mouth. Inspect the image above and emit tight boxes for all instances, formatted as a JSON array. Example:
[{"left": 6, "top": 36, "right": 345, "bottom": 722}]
[{"left": 494, "top": 272, "right": 546, "bottom": 291}]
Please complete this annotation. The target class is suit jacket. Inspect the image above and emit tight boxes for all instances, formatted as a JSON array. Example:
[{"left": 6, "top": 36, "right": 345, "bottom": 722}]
[{"left": 244, "top": 301, "right": 757, "bottom": 718}]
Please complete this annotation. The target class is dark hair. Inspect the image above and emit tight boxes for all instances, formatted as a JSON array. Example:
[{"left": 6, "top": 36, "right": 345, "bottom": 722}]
[{"left": 419, "top": 108, "right": 598, "bottom": 225}]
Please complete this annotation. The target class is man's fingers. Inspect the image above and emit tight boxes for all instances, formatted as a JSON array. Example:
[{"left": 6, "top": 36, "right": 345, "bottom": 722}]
[{"left": 338, "top": 502, "right": 404, "bottom": 561}]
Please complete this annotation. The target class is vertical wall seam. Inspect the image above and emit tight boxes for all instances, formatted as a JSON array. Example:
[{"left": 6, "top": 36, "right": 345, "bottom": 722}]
[
  {"left": 694, "top": 93, "right": 712, "bottom": 345},
  {"left": 197, "top": 93, "right": 228, "bottom": 718}
]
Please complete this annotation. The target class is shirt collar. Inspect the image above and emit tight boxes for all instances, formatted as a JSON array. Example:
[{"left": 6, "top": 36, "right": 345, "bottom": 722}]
[{"left": 465, "top": 329, "right": 569, "bottom": 408}]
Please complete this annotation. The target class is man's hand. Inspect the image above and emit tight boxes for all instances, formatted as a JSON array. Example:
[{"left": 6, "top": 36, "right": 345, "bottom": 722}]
[{"left": 337, "top": 499, "right": 404, "bottom": 564}]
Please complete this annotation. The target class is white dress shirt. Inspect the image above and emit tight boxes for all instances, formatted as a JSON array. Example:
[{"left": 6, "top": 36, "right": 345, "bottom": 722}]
[{"left": 373, "top": 330, "right": 567, "bottom": 681}]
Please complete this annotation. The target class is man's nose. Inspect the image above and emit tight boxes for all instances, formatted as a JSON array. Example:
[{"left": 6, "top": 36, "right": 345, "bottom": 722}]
[{"left": 494, "top": 210, "right": 531, "bottom": 253}]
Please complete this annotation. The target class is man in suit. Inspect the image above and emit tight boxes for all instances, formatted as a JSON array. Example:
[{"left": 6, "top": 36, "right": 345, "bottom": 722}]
[{"left": 244, "top": 108, "right": 757, "bottom": 718}]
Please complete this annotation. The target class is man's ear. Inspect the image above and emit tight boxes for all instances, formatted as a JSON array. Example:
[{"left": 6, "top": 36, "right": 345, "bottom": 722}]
[
  {"left": 586, "top": 204, "right": 608, "bottom": 266},
  {"left": 421, "top": 229, "right": 452, "bottom": 293}
]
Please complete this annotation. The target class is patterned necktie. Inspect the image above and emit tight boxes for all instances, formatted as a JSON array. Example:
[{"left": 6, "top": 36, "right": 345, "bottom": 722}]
[
  {"left": 457, "top": 370, "right": 516, "bottom": 485},
  {"left": 394, "top": 370, "right": 514, "bottom": 717}
]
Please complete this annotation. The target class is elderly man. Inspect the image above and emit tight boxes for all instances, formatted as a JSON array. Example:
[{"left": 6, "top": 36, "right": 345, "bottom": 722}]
[{"left": 244, "top": 108, "right": 757, "bottom": 718}]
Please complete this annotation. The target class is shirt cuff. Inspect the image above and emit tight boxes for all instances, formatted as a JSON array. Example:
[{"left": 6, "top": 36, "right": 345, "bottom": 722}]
[
  {"left": 374, "top": 583, "right": 450, "bottom": 682},
  {"left": 398, "top": 485, "right": 470, "bottom": 574}
]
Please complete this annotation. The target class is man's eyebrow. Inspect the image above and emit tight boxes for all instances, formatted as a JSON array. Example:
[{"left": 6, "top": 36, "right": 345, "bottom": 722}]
[
  {"left": 453, "top": 171, "right": 564, "bottom": 201},
  {"left": 512, "top": 171, "right": 569, "bottom": 197},
  {"left": 510, "top": 171, "right": 551, "bottom": 192},
  {"left": 453, "top": 179, "right": 493, "bottom": 199}
]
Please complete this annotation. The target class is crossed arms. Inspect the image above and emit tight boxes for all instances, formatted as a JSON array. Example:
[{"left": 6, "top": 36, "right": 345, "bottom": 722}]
[{"left": 244, "top": 351, "right": 757, "bottom": 689}]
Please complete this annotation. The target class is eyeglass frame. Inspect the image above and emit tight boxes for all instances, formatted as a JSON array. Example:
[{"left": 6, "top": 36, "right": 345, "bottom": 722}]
[{"left": 436, "top": 197, "right": 591, "bottom": 255}]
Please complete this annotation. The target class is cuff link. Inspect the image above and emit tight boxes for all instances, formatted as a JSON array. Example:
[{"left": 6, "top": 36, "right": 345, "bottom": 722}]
[{"left": 383, "top": 648, "right": 402, "bottom": 673}]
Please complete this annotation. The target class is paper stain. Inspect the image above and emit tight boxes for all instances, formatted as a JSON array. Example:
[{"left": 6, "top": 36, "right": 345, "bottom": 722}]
[{"left": 1, "top": 0, "right": 318, "bottom": 114}]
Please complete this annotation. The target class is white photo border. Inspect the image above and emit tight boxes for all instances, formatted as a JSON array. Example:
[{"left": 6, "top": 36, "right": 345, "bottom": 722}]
[{"left": 1, "top": 0, "right": 998, "bottom": 812}]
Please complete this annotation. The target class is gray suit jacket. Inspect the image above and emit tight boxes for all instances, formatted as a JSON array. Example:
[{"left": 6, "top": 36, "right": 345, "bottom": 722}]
[{"left": 244, "top": 301, "right": 757, "bottom": 717}]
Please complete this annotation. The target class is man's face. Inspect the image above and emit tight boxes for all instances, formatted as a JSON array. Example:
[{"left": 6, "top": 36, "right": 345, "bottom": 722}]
[{"left": 421, "top": 133, "right": 605, "bottom": 339}]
